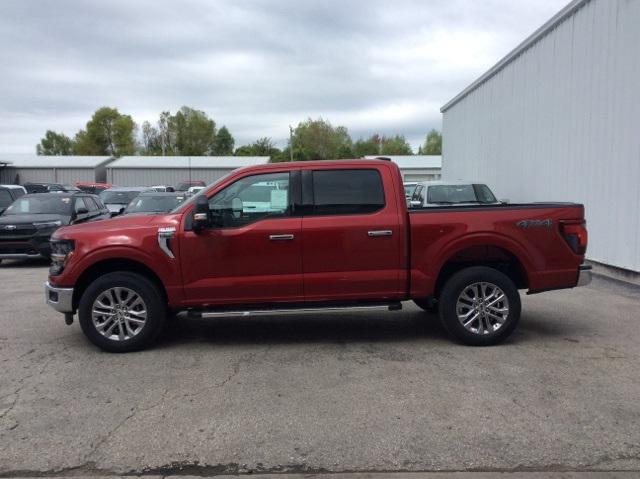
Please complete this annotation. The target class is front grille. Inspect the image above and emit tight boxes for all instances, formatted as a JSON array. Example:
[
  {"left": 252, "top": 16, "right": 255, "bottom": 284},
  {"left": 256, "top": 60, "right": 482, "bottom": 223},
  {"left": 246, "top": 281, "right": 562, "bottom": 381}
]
[{"left": 0, "top": 225, "right": 36, "bottom": 237}]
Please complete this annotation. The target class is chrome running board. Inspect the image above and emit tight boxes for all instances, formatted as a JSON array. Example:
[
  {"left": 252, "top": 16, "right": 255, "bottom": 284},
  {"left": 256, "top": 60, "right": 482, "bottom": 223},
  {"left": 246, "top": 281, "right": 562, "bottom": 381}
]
[{"left": 183, "top": 302, "right": 402, "bottom": 319}]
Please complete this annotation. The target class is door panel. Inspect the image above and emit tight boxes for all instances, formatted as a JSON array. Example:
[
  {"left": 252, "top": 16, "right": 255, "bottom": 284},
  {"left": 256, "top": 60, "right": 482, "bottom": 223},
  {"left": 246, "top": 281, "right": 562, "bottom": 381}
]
[
  {"left": 301, "top": 167, "right": 403, "bottom": 301},
  {"left": 179, "top": 170, "right": 303, "bottom": 306},
  {"left": 180, "top": 217, "right": 303, "bottom": 306}
]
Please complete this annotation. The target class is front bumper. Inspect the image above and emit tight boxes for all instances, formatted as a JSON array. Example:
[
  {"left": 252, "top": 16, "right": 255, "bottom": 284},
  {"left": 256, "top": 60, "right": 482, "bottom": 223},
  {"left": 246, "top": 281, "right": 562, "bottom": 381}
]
[
  {"left": 45, "top": 281, "right": 74, "bottom": 313},
  {"left": 577, "top": 264, "right": 592, "bottom": 287},
  {"left": 0, "top": 236, "right": 52, "bottom": 259}
]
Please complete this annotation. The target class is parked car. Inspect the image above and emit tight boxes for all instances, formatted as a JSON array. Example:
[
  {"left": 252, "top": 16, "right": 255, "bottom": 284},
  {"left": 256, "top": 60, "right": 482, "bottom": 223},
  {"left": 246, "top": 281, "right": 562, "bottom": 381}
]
[
  {"left": 45, "top": 159, "right": 590, "bottom": 352},
  {"left": 0, "top": 185, "right": 27, "bottom": 214},
  {"left": 407, "top": 181, "right": 501, "bottom": 208},
  {"left": 186, "top": 186, "right": 205, "bottom": 196},
  {"left": 99, "top": 187, "right": 150, "bottom": 216},
  {"left": 23, "top": 182, "right": 80, "bottom": 194},
  {"left": 175, "top": 180, "right": 206, "bottom": 192},
  {"left": 75, "top": 182, "right": 112, "bottom": 195},
  {"left": 150, "top": 185, "right": 176, "bottom": 193},
  {"left": 0, "top": 192, "right": 109, "bottom": 263},
  {"left": 123, "top": 192, "right": 187, "bottom": 215}
]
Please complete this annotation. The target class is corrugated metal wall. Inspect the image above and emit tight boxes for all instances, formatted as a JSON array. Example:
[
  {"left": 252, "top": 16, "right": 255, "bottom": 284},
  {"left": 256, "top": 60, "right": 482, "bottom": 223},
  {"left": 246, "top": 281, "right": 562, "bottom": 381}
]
[
  {"left": 442, "top": 0, "right": 640, "bottom": 272},
  {"left": 0, "top": 168, "right": 96, "bottom": 184},
  {"left": 107, "top": 168, "right": 236, "bottom": 187}
]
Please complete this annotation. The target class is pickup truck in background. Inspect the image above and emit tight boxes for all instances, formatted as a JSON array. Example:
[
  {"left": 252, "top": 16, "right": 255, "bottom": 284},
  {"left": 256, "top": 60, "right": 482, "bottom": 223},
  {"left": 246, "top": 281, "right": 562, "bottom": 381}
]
[{"left": 45, "top": 159, "right": 591, "bottom": 352}]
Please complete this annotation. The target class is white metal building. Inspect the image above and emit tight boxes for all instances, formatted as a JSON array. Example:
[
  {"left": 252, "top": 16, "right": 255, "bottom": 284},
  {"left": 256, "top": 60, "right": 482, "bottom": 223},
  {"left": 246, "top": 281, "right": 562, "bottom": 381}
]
[
  {"left": 365, "top": 155, "right": 442, "bottom": 182},
  {"left": 441, "top": 0, "right": 640, "bottom": 273},
  {"left": 0, "top": 155, "right": 113, "bottom": 184},
  {"left": 106, "top": 156, "right": 270, "bottom": 186}
]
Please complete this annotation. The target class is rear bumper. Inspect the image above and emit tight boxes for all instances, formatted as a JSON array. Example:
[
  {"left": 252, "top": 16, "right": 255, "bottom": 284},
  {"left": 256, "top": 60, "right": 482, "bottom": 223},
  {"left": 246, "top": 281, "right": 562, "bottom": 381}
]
[
  {"left": 44, "top": 281, "right": 74, "bottom": 313},
  {"left": 576, "top": 264, "right": 592, "bottom": 287}
]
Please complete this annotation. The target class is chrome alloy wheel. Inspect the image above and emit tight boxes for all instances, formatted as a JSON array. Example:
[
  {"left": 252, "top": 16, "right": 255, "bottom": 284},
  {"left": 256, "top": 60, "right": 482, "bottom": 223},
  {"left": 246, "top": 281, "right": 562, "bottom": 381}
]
[
  {"left": 455, "top": 282, "right": 510, "bottom": 335},
  {"left": 91, "top": 287, "right": 148, "bottom": 341}
]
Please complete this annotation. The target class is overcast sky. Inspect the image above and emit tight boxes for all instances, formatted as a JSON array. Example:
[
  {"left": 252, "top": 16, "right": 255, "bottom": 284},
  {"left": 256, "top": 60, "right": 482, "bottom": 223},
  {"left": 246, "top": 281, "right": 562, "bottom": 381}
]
[{"left": 0, "top": 0, "right": 568, "bottom": 154}]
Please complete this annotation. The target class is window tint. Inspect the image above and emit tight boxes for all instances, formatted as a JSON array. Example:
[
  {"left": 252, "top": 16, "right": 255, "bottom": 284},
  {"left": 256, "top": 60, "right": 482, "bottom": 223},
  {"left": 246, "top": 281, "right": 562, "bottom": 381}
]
[
  {"left": 311, "top": 169, "right": 384, "bottom": 216},
  {"left": 0, "top": 190, "right": 13, "bottom": 208},
  {"left": 208, "top": 172, "right": 289, "bottom": 227},
  {"left": 84, "top": 197, "right": 99, "bottom": 212},
  {"left": 474, "top": 184, "right": 497, "bottom": 203},
  {"left": 74, "top": 197, "right": 88, "bottom": 213}
]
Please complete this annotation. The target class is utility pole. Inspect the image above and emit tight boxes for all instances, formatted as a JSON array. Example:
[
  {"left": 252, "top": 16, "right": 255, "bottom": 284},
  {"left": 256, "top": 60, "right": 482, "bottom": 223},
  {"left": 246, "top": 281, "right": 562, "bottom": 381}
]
[{"left": 289, "top": 125, "right": 294, "bottom": 162}]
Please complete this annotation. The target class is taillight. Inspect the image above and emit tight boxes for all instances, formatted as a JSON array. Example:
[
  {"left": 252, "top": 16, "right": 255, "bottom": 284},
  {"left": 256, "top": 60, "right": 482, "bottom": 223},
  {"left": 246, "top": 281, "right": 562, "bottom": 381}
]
[{"left": 560, "top": 219, "right": 588, "bottom": 255}]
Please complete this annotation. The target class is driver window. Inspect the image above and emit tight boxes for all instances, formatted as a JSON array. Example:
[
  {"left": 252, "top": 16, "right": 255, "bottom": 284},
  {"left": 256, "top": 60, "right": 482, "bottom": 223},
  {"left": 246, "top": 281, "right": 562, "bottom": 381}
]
[{"left": 208, "top": 172, "right": 290, "bottom": 227}]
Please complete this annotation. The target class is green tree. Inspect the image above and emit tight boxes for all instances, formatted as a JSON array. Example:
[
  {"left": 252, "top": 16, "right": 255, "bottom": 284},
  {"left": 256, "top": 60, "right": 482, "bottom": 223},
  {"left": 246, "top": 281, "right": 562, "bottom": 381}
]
[
  {"left": 380, "top": 134, "right": 413, "bottom": 155},
  {"left": 212, "top": 125, "right": 235, "bottom": 155},
  {"left": 353, "top": 135, "right": 381, "bottom": 157},
  {"left": 36, "top": 130, "right": 74, "bottom": 155},
  {"left": 73, "top": 107, "right": 137, "bottom": 156},
  {"left": 141, "top": 121, "right": 161, "bottom": 155},
  {"left": 420, "top": 129, "right": 442, "bottom": 155},
  {"left": 289, "top": 118, "right": 353, "bottom": 161},
  {"left": 170, "top": 106, "right": 216, "bottom": 155},
  {"left": 235, "top": 137, "right": 282, "bottom": 160}
]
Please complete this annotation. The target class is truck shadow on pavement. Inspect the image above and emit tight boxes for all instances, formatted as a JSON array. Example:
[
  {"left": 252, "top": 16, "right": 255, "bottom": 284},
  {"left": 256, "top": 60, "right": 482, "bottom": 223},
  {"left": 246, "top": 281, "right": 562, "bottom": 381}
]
[{"left": 156, "top": 311, "right": 452, "bottom": 348}]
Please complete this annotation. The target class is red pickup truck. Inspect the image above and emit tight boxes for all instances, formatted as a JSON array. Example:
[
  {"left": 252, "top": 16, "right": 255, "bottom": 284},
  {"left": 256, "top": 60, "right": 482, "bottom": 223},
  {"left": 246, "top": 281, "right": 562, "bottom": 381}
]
[{"left": 45, "top": 159, "right": 590, "bottom": 352}]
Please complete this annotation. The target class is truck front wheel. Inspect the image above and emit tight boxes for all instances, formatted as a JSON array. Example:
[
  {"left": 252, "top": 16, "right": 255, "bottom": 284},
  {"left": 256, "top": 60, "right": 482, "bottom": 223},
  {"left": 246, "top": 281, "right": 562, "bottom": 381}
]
[
  {"left": 78, "top": 272, "right": 166, "bottom": 353},
  {"left": 439, "top": 266, "right": 521, "bottom": 346}
]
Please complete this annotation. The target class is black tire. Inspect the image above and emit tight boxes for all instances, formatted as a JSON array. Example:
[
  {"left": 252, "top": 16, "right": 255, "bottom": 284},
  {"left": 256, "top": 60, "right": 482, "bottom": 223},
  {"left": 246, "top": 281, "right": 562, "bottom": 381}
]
[
  {"left": 438, "top": 266, "right": 520, "bottom": 346},
  {"left": 413, "top": 297, "right": 439, "bottom": 314},
  {"left": 78, "top": 271, "right": 166, "bottom": 353}
]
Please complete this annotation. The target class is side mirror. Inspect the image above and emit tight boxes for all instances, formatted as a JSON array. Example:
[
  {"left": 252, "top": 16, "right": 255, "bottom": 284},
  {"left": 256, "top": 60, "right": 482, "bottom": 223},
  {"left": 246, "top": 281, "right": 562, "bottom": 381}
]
[
  {"left": 500, "top": 198, "right": 510, "bottom": 204},
  {"left": 193, "top": 194, "right": 211, "bottom": 232},
  {"left": 75, "top": 207, "right": 89, "bottom": 217},
  {"left": 409, "top": 200, "right": 422, "bottom": 208}
]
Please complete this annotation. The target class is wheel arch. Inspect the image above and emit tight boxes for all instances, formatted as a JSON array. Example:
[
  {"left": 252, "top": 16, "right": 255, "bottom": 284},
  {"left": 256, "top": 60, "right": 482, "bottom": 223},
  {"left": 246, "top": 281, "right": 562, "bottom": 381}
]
[{"left": 72, "top": 258, "right": 168, "bottom": 311}]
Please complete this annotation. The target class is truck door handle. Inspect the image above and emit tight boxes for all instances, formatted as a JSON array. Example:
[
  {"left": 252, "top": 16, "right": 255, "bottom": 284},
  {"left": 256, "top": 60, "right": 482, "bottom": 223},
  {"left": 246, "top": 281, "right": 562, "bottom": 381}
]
[
  {"left": 269, "top": 234, "right": 295, "bottom": 241},
  {"left": 368, "top": 230, "right": 393, "bottom": 237}
]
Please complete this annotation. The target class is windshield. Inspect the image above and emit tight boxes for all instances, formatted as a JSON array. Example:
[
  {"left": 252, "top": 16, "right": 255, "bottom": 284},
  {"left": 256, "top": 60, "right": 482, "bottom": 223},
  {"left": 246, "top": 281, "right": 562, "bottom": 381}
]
[
  {"left": 170, "top": 173, "right": 231, "bottom": 213},
  {"left": 427, "top": 184, "right": 497, "bottom": 204},
  {"left": 100, "top": 190, "right": 142, "bottom": 204},
  {"left": 3, "top": 196, "right": 72, "bottom": 215},
  {"left": 125, "top": 195, "right": 186, "bottom": 214}
]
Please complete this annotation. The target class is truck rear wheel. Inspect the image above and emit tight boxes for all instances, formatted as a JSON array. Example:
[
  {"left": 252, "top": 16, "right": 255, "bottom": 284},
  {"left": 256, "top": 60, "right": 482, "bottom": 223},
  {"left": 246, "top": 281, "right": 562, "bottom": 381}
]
[
  {"left": 439, "top": 266, "right": 520, "bottom": 346},
  {"left": 78, "top": 272, "right": 166, "bottom": 353}
]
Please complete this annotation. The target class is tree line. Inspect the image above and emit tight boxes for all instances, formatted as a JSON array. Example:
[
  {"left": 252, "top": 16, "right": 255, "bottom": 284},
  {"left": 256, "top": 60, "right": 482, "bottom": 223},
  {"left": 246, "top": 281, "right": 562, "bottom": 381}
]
[{"left": 36, "top": 106, "right": 442, "bottom": 161}]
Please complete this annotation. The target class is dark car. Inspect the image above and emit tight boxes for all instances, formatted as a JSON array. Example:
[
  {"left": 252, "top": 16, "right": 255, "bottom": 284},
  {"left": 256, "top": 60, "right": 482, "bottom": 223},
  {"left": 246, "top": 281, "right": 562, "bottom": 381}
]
[
  {"left": 0, "top": 192, "right": 110, "bottom": 263},
  {"left": 99, "top": 187, "right": 150, "bottom": 216},
  {"left": 175, "top": 180, "right": 206, "bottom": 191},
  {"left": 23, "top": 183, "right": 81, "bottom": 194},
  {"left": 0, "top": 186, "right": 26, "bottom": 214},
  {"left": 123, "top": 192, "right": 187, "bottom": 215}
]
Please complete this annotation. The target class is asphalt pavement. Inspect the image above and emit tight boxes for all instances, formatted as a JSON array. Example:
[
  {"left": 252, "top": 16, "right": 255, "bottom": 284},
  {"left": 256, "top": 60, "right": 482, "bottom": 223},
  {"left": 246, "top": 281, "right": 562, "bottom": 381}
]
[{"left": 0, "top": 259, "right": 639, "bottom": 476}]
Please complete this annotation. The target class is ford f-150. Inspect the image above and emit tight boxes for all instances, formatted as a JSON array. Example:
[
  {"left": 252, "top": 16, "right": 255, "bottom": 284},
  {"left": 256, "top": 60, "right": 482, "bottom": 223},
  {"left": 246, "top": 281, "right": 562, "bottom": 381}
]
[{"left": 44, "top": 159, "right": 591, "bottom": 352}]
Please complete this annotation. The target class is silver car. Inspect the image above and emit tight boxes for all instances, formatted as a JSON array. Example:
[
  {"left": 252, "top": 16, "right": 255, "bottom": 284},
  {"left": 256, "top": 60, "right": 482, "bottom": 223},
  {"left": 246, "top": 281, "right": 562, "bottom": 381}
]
[{"left": 407, "top": 180, "right": 502, "bottom": 208}]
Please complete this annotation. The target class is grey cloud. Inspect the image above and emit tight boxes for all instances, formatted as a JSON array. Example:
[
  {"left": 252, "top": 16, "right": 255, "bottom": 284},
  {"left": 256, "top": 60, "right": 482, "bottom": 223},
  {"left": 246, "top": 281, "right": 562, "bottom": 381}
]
[{"left": 0, "top": 0, "right": 567, "bottom": 152}]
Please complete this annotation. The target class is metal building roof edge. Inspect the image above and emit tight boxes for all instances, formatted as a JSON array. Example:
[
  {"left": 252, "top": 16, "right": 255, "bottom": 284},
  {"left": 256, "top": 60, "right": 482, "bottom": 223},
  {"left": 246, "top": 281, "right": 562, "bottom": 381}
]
[{"left": 440, "top": 0, "right": 590, "bottom": 113}]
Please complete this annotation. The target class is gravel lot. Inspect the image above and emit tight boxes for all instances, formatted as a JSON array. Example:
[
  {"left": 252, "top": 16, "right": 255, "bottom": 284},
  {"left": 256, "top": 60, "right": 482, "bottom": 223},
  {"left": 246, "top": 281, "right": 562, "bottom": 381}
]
[{"left": 0, "top": 260, "right": 639, "bottom": 476}]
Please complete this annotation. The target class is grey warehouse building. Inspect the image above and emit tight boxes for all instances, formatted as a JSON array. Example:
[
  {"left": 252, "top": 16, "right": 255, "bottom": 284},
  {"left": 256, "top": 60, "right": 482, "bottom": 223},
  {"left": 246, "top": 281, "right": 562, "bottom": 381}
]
[
  {"left": 0, "top": 154, "right": 113, "bottom": 184},
  {"left": 441, "top": 0, "right": 640, "bottom": 275},
  {"left": 365, "top": 155, "right": 442, "bottom": 182},
  {"left": 106, "top": 156, "right": 270, "bottom": 186}
]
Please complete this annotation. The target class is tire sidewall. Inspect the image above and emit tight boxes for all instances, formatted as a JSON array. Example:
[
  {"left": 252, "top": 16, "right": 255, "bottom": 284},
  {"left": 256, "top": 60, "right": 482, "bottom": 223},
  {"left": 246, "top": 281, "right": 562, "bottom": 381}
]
[
  {"left": 78, "top": 272, "right": 165, "bottom": 352},
  {"left": 439, "top": 266, "right": 521, "bottom": 346}
]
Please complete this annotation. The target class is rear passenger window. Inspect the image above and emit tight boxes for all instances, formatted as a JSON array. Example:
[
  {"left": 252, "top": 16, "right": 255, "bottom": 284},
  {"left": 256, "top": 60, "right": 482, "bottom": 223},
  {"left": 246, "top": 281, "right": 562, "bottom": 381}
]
[
  {"left": 84, "top": 197, "right": 99, "bottom": 212},
  {"left": 311, "top": 169, "right": 385, "bottom": 216}
]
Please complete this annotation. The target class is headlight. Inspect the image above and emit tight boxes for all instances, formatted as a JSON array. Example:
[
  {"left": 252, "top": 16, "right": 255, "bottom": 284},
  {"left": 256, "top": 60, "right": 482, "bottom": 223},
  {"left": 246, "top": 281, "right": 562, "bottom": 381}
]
[
  {"left": 34, "top": 220, "right": 62, "bottom": 229},
  {"left": 49, "top": 240, "right": 75, "bottom": 275}
]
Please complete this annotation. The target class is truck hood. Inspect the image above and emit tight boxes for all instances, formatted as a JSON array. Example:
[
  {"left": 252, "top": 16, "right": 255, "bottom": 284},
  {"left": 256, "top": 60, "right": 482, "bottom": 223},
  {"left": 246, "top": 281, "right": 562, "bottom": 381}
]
[
  {"left": 0, "top": 213, "right": 69, "bottom": 225},
  {"left": 53, "top": 213, "right": 175, "bottom": 239}
]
